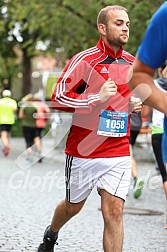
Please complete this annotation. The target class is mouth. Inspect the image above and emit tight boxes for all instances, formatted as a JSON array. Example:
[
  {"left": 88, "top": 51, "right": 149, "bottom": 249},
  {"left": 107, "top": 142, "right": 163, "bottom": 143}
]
[{"left": 121, "top": 34, "right": 128, "bottom": 38}]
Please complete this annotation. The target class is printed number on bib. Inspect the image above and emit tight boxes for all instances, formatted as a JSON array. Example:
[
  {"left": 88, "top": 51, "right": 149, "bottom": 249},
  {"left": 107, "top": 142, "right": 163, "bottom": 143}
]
[{"left": 97, "top": 110, "right": 128, "bottom": 137}]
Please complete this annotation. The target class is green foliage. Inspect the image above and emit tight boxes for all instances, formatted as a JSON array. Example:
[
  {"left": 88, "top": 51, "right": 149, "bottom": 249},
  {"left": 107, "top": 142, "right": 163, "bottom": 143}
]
[
  {"left": 126, "top": 0, "right": 164, "bottom": 55},
  {"left": 45, "top": 76, "right": 59, "bottom": 100},
  {"left": 0, "top": 0, "right": 165, "bottom": 94}
]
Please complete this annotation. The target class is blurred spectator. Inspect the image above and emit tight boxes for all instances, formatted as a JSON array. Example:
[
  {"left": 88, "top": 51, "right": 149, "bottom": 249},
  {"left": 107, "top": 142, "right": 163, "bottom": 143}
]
[
  {"left": 33, "top": 93, "right": 50, "bottom": 161},
  {"left": 18, "top": 94, "right": 38, "bottom": 162},
  {"left": 0, "top": 89, "right": 17, "bottom": 156},
  {"left": 18, "top": 93, "right": 50, "bottom": 162}
]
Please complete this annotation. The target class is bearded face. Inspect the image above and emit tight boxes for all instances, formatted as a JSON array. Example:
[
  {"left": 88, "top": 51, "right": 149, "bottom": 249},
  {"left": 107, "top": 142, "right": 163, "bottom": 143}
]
[{"left": 102, "top": 9, "right": 130, "bottom": 48}]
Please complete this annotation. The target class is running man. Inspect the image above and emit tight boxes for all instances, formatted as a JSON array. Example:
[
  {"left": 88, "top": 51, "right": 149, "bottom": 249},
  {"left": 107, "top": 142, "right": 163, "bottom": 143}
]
[{"left": 37, "top": 5, "right": 142, "bottom": 252}]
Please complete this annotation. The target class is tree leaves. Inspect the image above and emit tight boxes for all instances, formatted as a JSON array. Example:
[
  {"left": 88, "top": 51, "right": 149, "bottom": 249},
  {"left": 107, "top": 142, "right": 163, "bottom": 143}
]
[{"left": 0, "top": 0, "right": 165, "bottom": 95}]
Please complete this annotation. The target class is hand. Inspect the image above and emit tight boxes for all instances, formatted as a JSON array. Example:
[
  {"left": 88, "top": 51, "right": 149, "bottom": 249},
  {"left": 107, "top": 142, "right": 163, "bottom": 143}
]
[
  {"left": 99, "top": 78, "right": 117, "bottom": 103},
  {"left": 129, "top": 96, "right": 142, "bottom": 113}
]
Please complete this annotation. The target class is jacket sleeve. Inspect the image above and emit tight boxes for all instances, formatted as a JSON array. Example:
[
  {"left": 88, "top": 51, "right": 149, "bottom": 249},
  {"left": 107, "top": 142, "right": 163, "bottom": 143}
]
[{"left": 51, "top": 54, "right": 101, "bottom": 113}]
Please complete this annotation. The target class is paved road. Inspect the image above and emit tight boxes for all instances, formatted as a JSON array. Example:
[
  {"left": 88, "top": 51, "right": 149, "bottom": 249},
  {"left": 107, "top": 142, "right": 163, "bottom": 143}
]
[{"left": 0, "top": 137, "right": 167, "bottom": 252}]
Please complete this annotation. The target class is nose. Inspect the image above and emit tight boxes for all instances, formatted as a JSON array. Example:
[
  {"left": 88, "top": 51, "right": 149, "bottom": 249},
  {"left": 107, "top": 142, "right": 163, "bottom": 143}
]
[{"left": 123, "top": 23, "right": 129, "bottom": 31}]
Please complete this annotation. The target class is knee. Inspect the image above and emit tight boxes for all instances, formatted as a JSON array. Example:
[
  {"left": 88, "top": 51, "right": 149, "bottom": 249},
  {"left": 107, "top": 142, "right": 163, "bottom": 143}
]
[
  {"left": 102, "top": 201, "right": 123, "bottom": 223},
  {"left": 66, "top": 201, "right": 84, "bottom": 217}
]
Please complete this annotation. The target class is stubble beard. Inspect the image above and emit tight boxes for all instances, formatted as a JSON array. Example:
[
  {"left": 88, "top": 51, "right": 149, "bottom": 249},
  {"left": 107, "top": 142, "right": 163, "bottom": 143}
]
[
  {"left": 106, "top": 37, "right": 127, "bottom": 49},
  {"left": 105, "top": 28, "right": 128, "bottom": 48}
]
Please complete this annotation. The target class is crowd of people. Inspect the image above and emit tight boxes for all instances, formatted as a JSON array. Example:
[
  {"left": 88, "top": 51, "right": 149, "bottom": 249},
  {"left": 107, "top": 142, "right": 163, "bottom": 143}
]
[
  {"left": 0, "top": 2, "right": 167, "bottom": 252},
  {"left": 0, "top": 90, "right": 55, "bottom": 163}
]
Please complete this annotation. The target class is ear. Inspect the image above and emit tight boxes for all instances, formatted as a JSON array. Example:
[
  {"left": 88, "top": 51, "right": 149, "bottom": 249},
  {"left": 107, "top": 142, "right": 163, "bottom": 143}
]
[{"left": 98, "top": 23, "right": 106, "bottom": 36}]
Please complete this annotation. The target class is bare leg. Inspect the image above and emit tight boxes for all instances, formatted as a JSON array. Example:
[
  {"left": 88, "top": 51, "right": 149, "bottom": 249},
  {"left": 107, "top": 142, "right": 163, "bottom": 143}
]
[
  {"left": 51, "top": 198, "right": 86, "bottom": 232},
  {"left": 163, "top": 181, "right": 167, "bottom": 199},
  {"left": 100, "top": 189, "right": 124, "bottom": 252},
  {"left": 34, "top": 136, "right": 41, "bottom": 152},
  {"left": 1, "top": 131, "right": 10, "bottom": 147}
]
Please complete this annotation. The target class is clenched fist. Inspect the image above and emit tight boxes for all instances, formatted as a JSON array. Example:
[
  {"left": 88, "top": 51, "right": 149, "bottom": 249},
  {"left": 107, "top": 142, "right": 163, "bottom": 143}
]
[
  {"left": 129, "top": 96, "right": 142, "bottom": 113},
  {"left": 99, "top": 78, "right": 117, "bottom": 103}
]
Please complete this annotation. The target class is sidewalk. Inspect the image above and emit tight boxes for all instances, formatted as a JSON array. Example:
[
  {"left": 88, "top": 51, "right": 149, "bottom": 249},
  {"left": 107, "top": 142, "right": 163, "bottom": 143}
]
[{"left": 0, "top": 137, "right": 167, "bottom": 252}]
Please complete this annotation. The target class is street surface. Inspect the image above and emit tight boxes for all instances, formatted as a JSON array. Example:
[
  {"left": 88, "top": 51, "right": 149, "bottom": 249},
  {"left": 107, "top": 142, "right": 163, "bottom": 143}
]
[{"left": 0, "top": 136, "right": 167, "bottom": 252}]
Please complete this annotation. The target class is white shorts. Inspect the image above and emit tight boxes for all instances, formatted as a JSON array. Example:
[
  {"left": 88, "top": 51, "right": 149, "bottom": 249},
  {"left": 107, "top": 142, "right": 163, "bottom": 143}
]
[{"left": 65, "top": 155, "right": 132, "bottom": 203}]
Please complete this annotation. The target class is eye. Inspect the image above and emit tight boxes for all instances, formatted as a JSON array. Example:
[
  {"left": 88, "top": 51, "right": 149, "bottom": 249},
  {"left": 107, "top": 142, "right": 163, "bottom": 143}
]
[{"left": 116, "top": 22, "right": 122, "bottom": 26}]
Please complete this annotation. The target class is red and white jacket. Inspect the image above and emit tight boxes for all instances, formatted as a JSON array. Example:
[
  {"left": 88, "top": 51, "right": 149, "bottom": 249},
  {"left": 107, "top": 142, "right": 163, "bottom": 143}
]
[{"left": 52, "top": 39, "right": 135, "bottom": 158}]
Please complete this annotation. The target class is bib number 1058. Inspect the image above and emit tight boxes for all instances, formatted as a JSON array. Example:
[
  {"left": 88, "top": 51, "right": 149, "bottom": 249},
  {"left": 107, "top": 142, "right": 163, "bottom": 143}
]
[
  {"left": 106, "top": 119, "right": 125, "bottom": 129},
  {"left": 97, "top": 110, "right": 128, "bottom": 137}
]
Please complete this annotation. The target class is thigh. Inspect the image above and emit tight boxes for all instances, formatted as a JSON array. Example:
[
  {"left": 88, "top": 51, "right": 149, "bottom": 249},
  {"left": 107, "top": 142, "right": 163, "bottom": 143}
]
[
  {"left": 100, "top": 189, "right": 124, "bottom": 216},
  {"left": 152, "top": 134, "right": 167, "bottom": 182},
  {"left": 35, "top": 128, "right": 43, "bottom": 138},
  {"left": 0, "top": 124, "right": 12, "bottom": 132},
  {"left": 152, "top": 134, "right": 164, "bottom": 167},
  {"left": 23, "top": 126, "right": 34, "bottom": 147},
  {"left": 65, "top": 155, "right": 95, "bottom": 203},
  {"left": 96, "top": 156, "right": 132, "bottom": 201}
]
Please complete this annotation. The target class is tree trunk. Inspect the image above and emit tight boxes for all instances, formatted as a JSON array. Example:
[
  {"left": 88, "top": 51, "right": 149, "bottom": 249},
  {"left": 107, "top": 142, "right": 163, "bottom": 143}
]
[{"left": 22, "top": 48, "right": 32, "bottom": 96}]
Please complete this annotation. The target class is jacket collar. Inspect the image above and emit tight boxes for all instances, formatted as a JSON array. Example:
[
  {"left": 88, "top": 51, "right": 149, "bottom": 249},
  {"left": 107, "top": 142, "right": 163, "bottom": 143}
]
[{"left": 96, "top": 38, "right": 123, "bottom": 59}]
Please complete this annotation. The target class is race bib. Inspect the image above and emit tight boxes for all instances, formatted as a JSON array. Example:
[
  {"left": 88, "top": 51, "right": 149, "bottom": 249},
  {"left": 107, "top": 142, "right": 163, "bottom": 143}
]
[{"left": 97, "top": 110, "right": 128, "bottom": 137}]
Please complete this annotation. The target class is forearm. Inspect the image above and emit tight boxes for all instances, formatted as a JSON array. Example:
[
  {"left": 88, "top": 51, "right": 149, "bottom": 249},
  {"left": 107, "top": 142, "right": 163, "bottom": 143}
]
[
  {"left": 129, "top": 72, "right": 167, "bottom": 115},
  {"left": 52, "top": 91, "right": 101, "bottom": 113}
]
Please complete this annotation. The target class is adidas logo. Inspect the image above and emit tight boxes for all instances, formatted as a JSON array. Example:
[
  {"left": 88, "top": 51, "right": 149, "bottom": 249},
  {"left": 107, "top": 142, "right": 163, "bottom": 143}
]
[{"left": 100, "top": 66, "right": 109, "bottom": 74}]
